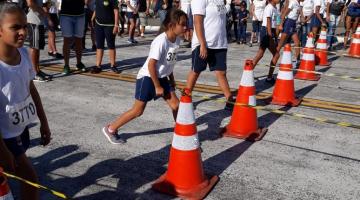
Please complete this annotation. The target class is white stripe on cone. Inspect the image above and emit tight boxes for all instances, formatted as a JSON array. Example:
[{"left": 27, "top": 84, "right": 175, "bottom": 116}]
[
  {"left": 176, "top": 102, "right": 195, "bottom": 125},
  {"left": 306, "top": 38, "right": 315, "bottom": 48},
  {"left": 302, "top": 53, "right": 315, "bottom": 60},
  {"left": 240, "top": 71, "right": 255, "bottom": 87},
  {"left": 172, "top": 133, "right": 199, "bottom": 151},
  {"left": 277, "top": 71, "right": 294, "bottom": 80},
  {"left": 281, "top": 51, "right": 292, "bottom": 64},
  {"left": 317, "top": 43, "right": 327, "bottom": 49},
  {"left": 353, "top": 38, "right": 360, "bottom": 43},
  {"left": 248, "top": 95, "right": 256, "bottom": 106},
  {"left": 319, "top": 31, "right": 327, "bottom": 39}
]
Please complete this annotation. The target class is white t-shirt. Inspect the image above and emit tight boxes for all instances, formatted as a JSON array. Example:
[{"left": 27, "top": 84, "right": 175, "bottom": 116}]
[
  {"left": 0, "top": 48, "right": 37, "bottom": 139},
  {"left": 302, "top": 0, "right": 314, "bottom": 16},
  {"left": 27, "top": 0, "right": 45, "bottom": 25},
  {"left": 252, "top": 0, "right": 266, "bottom": 21},
  {"left": 262, "top": 4, "right": 278, "bottom": 28},
  {"left": 181, "top": 0, "right": 192, "bottom": 15},
  {"left": 191, "top": 0, "right": 228, "bottom": 50},
  {"left": 137, "top": 33, "right": 180, "bottom": 79},
  {"left": 127, "top": 0, "right": 138, "bottom": 12},
  {"left": 288, "top": 0, "right": 301, "bottom": 20},
  {"left": 313, "top": 0, "right": 326, "bottom": 15}
]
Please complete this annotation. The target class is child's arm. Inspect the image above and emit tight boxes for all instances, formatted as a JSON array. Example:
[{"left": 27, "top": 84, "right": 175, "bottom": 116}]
[
  {"left": 113, "top": 4, "right": 119, "bottom": 34},
  {"left": 267, "top": 17, "right": 272, "bottom": 36},
  {"left": 315, "top": 5, "right": 325, "bottom": 24},
  {"left": 126, "top": 0, "right": 137, "bottom": 12},
  {"left": 29, "top": 81, "right": 51, "bottom": 146},
  {"left": 0, "top": 134, "right": 15, "bottom": 172},
  {"left": 280, "top": 6, "right": 290, "bottom": 30},
  {"left": 148, "top": 59, "right": 164, "bottom": 97}
]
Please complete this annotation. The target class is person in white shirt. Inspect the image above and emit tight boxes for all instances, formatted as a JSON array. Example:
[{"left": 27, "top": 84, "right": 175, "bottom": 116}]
[
  {"left": 300, "top": 0, "right": 314, "bottom": 46},
  {"left": 326, "top": 0, "right": 345, "bottom": 50},
  {"left": 186, "top": 0, "right": 235, "bottom": 110},
  {"left": 102, "top": 10, "right": 188, "bottom": 144},
  {"left": 126, "top": 0, "right": 139, "bottom": 43},
  {"left": 271, "top": 0, "right": 302, "bottom": 66},
  {"left": 180, "top": 0, "right": 193, "bottom": 46},
  {"left": 0, "top": 3, "right": 51, "bottom": 199},
  {"left": 250, "top": 0, "right": 266, "bottom": 46},
  {"left": 311, "top": 0, "right": 327, "bottom": 35},
  {"left": 252, "top": 0, "right": 280, "bottom": 84}
]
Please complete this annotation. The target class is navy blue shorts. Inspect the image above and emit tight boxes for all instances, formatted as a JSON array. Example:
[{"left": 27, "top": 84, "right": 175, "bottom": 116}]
[
  {"left": 282, "top": 18, "right": 297, "bottom": 35},
  {"left": 191, "top": 46, "right": 227, "bottom": 73},
  {"left": 310, "top": 14, "right": 323, "bottom": 29},
  {"left": 127, "top": 12, "right": 138, "bottom": 19},
  {"left": 95, "top": 24, "right": 116, "bottom": 49},
  {"left": 135, "top": 76, "right": 172, "bottom": 102},
  {"left": 252, "top": 20, "right": 262, "bottom": 33},
  {"left": 3, "top": 128, "right": 30, "bottom": 158},
  {"left": 260, "top": 26, "right": 277, "bottom": 48}
]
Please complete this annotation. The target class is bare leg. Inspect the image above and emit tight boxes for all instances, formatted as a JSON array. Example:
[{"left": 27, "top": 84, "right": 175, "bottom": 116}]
[
  {"left": 74, "top": 37, "right": 83, "bottom": 64},
  {"left": 96, "top": 49, "right": 104, "bottom": 67},
  {"left": 252, "top": 47, "right": 265, "bottom": 67},
  {"left": 214, "top": 70, "right": 232, "bottom": 99},
  {"left": 292, "top": 34, "right": 301, "bottom": 60},
  {"left": 186, "top": 70, "right": 200, "bottom": 92},
  {"left": 271, "top": 33, "right": 288, "bottom": 66},
  {"left": 15, "top": 154, "right": 39, "bottom": 200},
  {"left": 109, "top": 100, "right": 147, "bottom": 131},
  {"left": 63, "top": 37, "right": 72, "bottom": 66},
  {"left": 109, "top": 49, "right": 116, "bottom": 67},
  {"left": 267, "top": 40, "right": 278, "bottom": 79},
  {"left": 164, "top": 91, "right": 179, "bottom": 120},
  {"left": 48, "top": 31, "right": 56, "bottom": 53},
  {"left": 29, "top": 48, "right": 40, "bottom": 73}
]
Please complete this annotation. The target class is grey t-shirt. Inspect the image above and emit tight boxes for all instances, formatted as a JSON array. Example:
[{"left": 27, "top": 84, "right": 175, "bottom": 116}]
[{"left": 27, "top": 0, "right": 45, "bottom": 25}]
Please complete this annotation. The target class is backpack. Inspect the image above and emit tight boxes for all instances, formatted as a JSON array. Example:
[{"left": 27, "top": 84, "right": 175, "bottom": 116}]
[{"left": 329, "top": 1, "right": 345, "bottom": 16}]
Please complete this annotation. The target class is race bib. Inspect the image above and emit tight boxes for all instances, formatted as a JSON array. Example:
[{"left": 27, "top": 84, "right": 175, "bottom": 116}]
[
  {"left": 5, "top": 95, "right": 37, "bottom": 130},
  {"left": 166, "top": 47, "right": 177, "bottom": 65}
]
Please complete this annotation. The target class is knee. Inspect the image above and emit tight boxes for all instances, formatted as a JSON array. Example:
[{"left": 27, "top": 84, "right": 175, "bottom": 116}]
[{"left": 133, "top": 109, "right": 144, "bottom": 117}]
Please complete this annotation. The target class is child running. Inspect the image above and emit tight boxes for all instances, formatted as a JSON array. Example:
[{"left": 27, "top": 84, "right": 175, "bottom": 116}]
[
  {"left": 102, "top": 9, "right": 188, "bottom": 144},
  {"left": 252, "top": 0, "right": 280, "bottom": 84},
  {"left": 271, "top": 0, "right": 303, "bottom": 66},
  {"left": 0, "top": 2, "right": 51, "bottom": 200}
]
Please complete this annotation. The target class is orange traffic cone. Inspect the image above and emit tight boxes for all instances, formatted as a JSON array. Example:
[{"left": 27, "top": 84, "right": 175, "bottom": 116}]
[
  {"left": 295, "top": 33, "right": 320, "bottom": 81},
  {"left": 271, "top": 44, "right": 302, "bottom": 106},
  {"left": 344, "top": 25, "right": 360, "bottom": 58},
  {"left": 315, "top": 29, "right": 331, "bottom": 66},
  {"left": 221, "top": 60, "right": 267, "bottom": 141},
  {"left": 0, "top": 168, "right": 14, "bottom": 200},
  {"left": 152, "top": 92, "right": 218, "bottom": 199}
]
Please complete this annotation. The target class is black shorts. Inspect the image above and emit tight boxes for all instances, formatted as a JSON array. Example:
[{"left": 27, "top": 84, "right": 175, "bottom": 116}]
[
  {"left": 127, "top": 12, "right": 138, "bottom": 19},
  {"left": 259, "top": 26, "right": 277, "bottom": 49},
  {"left": 27, "top": 23, "right": 45, "bottom": 50},
  {"left": 3, "top": 128, "right": 30, "bottom": 158},
  {"left": 95, "top": 24, "right": 116, "bottom": 49},
  {"left": 48, "top": 13, "right": 59, "bottom": 32},
  {"left": 191, "top": 46, "right": 227, "bottom": 73},
  {"left": 135, "top": 76, "right": 172, "bottom": 102},
  {"left": 252, "top": 20, "right": 262, "bottom": 33}
]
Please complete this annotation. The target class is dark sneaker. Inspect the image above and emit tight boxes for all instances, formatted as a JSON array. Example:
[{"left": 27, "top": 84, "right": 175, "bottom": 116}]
[
  {"left": 132, "top": 39, "right": 138, "bottom": 44},
  {"left": 76, "top": 62, "right": 87, "bottom": 72},
  {"left": 127, "top": 39, "right": 133, "bottom": 44},
  {"left": 54, "top": 53, "right": 64, "bottom": 59},
  {"left": 265, "top": 77, "right": 276, "bottom": 85},
  {"left": 90, "top": 67, "right": 102, "bottom": 74},
  {"left": 34, "top": 73, "right": 50, "bottom": 82},
  {"left": 111, "top": 66, "right": 122, "bottom": 74},
  {"left": 249, "top": 43, "right": 253, "bottom": 47},
  {"left": 224, "top": 96, "right": 236, "bottom": 111},
  {"left": 63, "top": 65, "right": 71, "bottom": 75},
  {"left": 39, "top": 70, "right": 53, "bottom": 80},
  {"left": 102, "top": 126, "right": 125, "bottom": 144}
]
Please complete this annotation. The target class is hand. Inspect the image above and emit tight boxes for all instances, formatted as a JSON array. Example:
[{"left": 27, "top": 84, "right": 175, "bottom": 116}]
[
  {"left": 162, "top": 3, "right": 168, "bottom": 9},
  {"left": 40, "top": 125, "right": 51, "bottom": 146},
  {"left": 0, "top": 148, "right": 15, "bottom": 172},
  {"left": 91, "top": 19, "right": 95, "bottom": 28},
  {"left": 199, "top": 45, "right": 207, "bottom": 60},
  {"left": 326, "top": 16, "right": 330, "bottom": 22},
  {"left": 113, "top": 26, "right": 119, "bottom": 34},
  {"left": 155, "top": 86, "right": 164, "bottom": 97},
  {"left": 145, "top": 9, "right": 150, "bottom": 15},
  {"left": 278, "top": 24, "right": 283, "bottom": 31}
]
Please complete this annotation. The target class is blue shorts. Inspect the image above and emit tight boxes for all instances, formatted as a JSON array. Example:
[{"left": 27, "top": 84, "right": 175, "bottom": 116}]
[
  {"left": 252, "top": 20, "right": 262, "bottom": 33},
  {"left": 260, "top": 26, "right": 277, "bottom": 48},
  {"left": 135, "top": 76, "right": 172, "bottom": 102},
  {"left": 3, "top": 128, "right": 30, "bottom": 158},
  {"left": 191, "top": 46, "right": 227, "bottom": 73},
  {"left": 310, "top": 14, "right": 323, "bottom": 29},
  {"left": 127, "top": 12, "right": 138, "bottom": 19},
  {"left": 60, "top": 15, "right": 85, "bottom": 38},
  {"left": 282, "top": 18, "right": 297, "bottom": 35}
]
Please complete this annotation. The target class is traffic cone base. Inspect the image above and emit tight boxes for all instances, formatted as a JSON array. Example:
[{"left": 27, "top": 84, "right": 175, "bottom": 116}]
[
  {"left": 295, "top": 73, "right": 320, "bottom": 81},
  {"left": 152, "top": 172, "right": 219, "bottom": 200},
  {"left": 221, "top": 126, "right": 268, "bottom": 142},
  {"left": 270, "top": 95, "right": 302, "bottom": 106},
  {"left": 344, "top": 54, "right": 360, "bottom": 58},
  {"left": 315, "top": 49, "right": 332, "bottom": 66}
]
